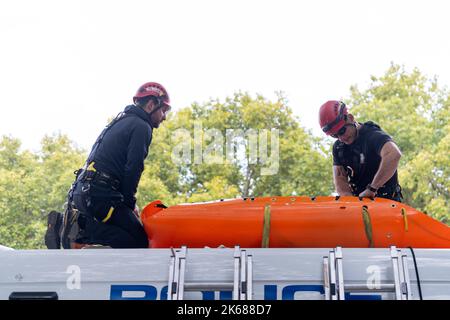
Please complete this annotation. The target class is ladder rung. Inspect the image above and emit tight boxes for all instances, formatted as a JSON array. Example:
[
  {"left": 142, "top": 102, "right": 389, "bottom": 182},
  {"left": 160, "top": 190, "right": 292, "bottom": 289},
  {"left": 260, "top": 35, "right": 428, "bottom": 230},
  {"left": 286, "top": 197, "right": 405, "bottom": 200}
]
[
  {"left": 344, "top": 284, "right": 396, "bottom": 292},
  {"left": 184, "top": 282, "right": 234, "bottom": 291}
]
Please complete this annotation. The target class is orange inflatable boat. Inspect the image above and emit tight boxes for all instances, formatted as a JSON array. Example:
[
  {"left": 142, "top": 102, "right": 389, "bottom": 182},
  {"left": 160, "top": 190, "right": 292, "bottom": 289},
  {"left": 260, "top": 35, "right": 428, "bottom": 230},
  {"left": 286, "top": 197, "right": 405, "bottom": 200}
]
[{"left": 141, "top": 196, "right": 450, "bottom": 248}]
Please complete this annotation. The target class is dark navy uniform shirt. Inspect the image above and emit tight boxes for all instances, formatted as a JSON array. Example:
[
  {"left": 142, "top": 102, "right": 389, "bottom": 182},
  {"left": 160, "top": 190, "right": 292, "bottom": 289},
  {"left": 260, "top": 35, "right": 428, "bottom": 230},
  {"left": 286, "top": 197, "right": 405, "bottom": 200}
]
[
  {"left": 332, "top": 121, "right": 399, "bottom": 196},
  {"left": 88, "top": 105, "right": 153, "bottom": 209}
]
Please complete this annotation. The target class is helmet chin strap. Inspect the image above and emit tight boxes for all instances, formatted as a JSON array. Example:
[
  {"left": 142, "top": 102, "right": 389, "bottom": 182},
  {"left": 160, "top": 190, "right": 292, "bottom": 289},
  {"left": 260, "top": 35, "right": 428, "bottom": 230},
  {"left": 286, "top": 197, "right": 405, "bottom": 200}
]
[{"left": 146, "top": 98, "right": 164, "bottom": 126}]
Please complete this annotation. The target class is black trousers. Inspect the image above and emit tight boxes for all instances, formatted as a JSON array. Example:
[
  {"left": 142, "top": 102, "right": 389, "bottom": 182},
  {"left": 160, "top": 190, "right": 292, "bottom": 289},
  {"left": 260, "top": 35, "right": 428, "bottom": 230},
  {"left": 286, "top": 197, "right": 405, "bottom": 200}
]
[{"left": 72, "top": 182, "right": 149, "bottom": 248}]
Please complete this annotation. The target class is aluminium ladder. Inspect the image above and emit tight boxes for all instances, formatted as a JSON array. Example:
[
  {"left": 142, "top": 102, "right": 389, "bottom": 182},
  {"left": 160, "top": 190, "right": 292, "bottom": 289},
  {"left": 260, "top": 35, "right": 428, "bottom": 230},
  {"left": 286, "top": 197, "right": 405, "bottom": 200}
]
[
  {"left": 323, "top": 246, "right": 412, "bottom": 300},
  {"left": 167, "top": 246, "right": 253, "bottom": 300}
]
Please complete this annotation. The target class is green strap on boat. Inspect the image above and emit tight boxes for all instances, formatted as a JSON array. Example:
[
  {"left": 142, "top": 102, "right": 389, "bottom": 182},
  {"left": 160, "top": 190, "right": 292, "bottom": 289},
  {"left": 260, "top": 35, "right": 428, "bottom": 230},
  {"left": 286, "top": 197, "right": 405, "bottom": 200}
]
[
  {"left": 362, "top": 206, "right": 374, "bottom": 248},
  {"left": 262, "top": 204, "right": 271, "bottom": 248},
  {"left": 401, "top": 207, "right": 409, "bottom": 232}
]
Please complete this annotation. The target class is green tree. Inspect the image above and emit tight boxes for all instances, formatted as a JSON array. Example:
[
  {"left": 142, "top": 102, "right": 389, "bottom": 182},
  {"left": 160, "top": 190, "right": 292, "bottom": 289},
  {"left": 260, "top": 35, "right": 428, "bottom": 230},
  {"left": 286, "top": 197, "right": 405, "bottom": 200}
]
[
  {"left": 140, "top": 92, "right": 333, "bottom": 204},
  {"left": 35, "top": 134, "right": 86, "bottom": 214},
  {"left": 0, "top": 134, "right": 86, "bottom": 249},
  {"left": 188, "top": 177, "right": 240, "bottom": 203}
]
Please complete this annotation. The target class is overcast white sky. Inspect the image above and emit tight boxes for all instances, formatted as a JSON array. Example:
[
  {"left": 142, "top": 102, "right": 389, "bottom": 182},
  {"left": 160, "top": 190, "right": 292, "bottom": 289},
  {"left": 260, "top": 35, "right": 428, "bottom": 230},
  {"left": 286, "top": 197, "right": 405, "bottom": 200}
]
[{"left": 1, "top": 0, "right": 449, "bottom": 152}]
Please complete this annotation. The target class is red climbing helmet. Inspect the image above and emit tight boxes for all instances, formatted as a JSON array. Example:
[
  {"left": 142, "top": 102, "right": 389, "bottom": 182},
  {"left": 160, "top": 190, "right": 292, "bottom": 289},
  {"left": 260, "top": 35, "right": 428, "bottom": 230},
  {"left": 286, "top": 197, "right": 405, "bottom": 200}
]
[
  {"left": 133, "top": 82, "right": 171, "bottom": 107},
  {"left": 319, "top": 100, "right": 348, "bottom": 136}
]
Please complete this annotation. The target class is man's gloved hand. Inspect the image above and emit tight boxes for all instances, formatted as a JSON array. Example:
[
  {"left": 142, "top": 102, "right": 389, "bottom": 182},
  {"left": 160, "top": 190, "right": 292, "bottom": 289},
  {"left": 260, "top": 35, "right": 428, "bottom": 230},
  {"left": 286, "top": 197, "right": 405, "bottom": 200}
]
[{"left": 359, "top": 188, "right": 376, "bottom": 199}]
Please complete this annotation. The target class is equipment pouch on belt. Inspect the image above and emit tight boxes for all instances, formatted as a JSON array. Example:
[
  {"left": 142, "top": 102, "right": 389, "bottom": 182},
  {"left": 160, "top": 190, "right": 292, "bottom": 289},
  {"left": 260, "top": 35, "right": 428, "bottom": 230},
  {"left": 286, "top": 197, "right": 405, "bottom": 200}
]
[
  {"left": 85, "top": 182, "right": 124, "bottom": 223},
  {"left": 73, "top": 165, "right": 124, "bottom": 223},
  {"left": 60, "top": 202, "right": 81, "bottom": 249}
]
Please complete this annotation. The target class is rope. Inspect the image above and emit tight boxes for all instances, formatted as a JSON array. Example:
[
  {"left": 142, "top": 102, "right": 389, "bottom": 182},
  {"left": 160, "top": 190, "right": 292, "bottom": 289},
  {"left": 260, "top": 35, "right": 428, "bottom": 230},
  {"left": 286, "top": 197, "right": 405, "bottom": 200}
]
[{"left": 261, "top": 204, "right": 271, "bottom": 248}]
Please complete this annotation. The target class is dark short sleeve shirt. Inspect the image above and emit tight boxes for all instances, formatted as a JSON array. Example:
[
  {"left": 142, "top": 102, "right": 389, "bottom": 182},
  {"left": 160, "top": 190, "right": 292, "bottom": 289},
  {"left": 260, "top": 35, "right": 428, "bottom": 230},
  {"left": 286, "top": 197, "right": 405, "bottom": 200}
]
[{"left": 332, "top": 121, "right": 397, "bottom": 195}]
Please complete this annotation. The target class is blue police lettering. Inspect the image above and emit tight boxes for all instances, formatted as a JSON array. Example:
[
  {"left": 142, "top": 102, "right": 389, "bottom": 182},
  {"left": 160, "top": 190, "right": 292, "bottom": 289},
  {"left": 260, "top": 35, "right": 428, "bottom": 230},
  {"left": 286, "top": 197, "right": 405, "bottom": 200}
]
[
  {"left": 110, "top": 285, "right": 157, "bottom": 300},
  {"left": 110, "top": 284, "right": 382, "bottom": 300}
]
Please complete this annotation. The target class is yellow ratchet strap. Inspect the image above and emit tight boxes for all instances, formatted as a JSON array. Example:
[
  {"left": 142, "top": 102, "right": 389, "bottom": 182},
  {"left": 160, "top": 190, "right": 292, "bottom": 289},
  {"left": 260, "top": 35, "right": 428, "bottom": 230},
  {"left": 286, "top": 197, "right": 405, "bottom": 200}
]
[
  {"left": 401, "top": 207, "right": 409, "bottom": 232},
  {"left": 262, "top": 204, "right": 271, "bottom": 248},
  {"left": 362, "top": 206, "right": 374, "bottom": 248}
]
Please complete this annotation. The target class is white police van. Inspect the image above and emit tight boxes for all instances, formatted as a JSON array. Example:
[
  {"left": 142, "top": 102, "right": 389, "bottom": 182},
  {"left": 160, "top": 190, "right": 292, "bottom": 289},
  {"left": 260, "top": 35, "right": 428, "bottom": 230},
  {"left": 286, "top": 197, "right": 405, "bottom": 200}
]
[{"left": 1, "top": 245, "right": 449, "bottom": 300}]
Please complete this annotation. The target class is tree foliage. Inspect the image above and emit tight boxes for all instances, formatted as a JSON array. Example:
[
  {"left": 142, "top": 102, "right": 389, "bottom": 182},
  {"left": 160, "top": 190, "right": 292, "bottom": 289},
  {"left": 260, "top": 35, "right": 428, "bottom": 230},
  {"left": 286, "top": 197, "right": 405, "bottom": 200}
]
[
  {"left": 0, "top": 134, "right": 85, "bottom": 248},
  {"left": 137, "top": 92, "right": 333, "bottom": 209}
]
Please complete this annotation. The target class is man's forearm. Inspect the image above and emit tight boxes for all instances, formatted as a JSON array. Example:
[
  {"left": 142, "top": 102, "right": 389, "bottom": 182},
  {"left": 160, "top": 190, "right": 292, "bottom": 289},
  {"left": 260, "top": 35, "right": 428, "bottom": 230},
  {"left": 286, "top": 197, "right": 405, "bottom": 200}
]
[
  {"left": 371, "top": 150, "right": 401, "bottom": 189},
  {"left": 333, "top": 166, "right": 353, "bottom": 195},
  {"left": 335, "top": 179, "right": 353, "bottom": 195}
]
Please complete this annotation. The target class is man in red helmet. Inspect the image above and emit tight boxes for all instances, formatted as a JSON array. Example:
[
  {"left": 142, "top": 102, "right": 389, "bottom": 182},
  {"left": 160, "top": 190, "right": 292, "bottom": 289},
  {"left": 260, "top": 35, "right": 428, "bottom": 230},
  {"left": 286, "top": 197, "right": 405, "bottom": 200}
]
[
  {"left": 319, "top": 100, "right": 403, "bottom": 201},
  {"left": 58, "top": 82, "right": 171, "bottom": 249}
]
